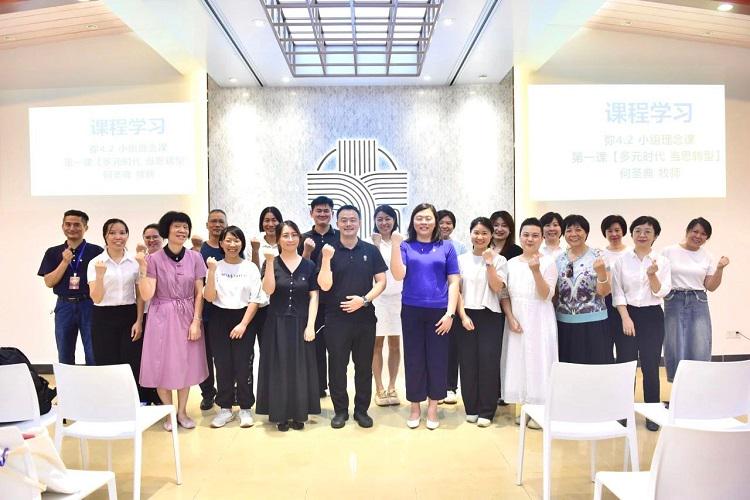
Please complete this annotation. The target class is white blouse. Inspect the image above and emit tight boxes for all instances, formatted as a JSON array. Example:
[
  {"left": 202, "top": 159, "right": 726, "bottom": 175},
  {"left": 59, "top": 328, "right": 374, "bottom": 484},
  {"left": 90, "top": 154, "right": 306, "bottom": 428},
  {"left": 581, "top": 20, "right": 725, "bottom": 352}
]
[
  {"left": 258, "top": 234, "right": 279, "bottom": 258},
  {"left": 87, "top": 251, "right": 139, "bottom": 307},
  {"left": 661, "top": 244, "right": 717, "bottom": 291},
  {"left": 458, "top": 253, "right": 508, "bottom": 314},
  {"left": 366, "top": 236, "right": 403, "bottom": 297},
  {"left": 602, "top": 246, "right": 631, "bottom": 271},
  {"left": 611, "top": 250, "right": 671, "bottom": 307},
  {"left": 210, "top": 259, "right": 265, "bottom": 310}
]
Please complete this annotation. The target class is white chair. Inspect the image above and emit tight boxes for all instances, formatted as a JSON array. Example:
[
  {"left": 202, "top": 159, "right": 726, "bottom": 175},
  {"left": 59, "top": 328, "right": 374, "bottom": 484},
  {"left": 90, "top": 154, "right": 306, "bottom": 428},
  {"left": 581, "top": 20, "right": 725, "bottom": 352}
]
[
  {"left": 52, "top": 363, "right": 181, "bottom": 500},
  {"left": 0, "top": 426, "right": 117, "bottom": 500},
  {"left": 0, "top": 363, "right": 57, "bottom": 431},
  {"left": 516, "top": 361, "right": 639, "bottom": 500},
  {"left": 594, "top": 425, "right": 750, "bottom": 499},
  {"left": 635, "top": 359, "right": 750, "bottom": 429}
]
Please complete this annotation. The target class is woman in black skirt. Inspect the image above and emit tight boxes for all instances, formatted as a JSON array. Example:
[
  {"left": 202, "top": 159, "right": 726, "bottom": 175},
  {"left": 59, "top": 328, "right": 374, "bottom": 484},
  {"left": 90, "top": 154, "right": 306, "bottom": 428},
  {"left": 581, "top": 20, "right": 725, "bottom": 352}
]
[{"left": 255, "top": 220, "right": 321, "bottom": 431}]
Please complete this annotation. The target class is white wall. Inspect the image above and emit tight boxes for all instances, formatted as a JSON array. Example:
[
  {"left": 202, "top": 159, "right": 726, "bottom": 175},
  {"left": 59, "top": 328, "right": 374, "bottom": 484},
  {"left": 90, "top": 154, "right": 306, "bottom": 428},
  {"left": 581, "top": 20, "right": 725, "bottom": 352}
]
[
  {"left": 515, "top": 28, "right": 750, "bottom": 355},
  {"left": 0, "top": 33, "right": 208, "bottom": 363}
]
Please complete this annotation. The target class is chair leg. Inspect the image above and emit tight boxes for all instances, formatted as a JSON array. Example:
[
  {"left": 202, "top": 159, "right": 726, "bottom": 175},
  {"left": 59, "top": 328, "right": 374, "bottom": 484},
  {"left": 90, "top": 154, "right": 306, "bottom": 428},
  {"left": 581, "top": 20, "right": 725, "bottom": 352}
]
[
  {"left": 133, "top": 433, "right": 142, "bottom": 500},
  {"left": 628, "top": 430, "right": 640, "bottom": 472},
  {"left": 542, "top": 435, "right": 552, "bottom": 500},
  {"left": 170, "top": 410, "right": 182, "bottom": 485},
  {"left": 590, "top": 441, "right": 597, "bottom": 482},
  {"left": 106, "top": 440, "right": 113, "bottom": 471},
  {"left": 53, "top": 420, "right": 64, "bottom": 452},
  {"left": 516, "top": 407, "right": 527, "bottom": 485},
  {"left": 80, "top": 438, "right": 89, "bottom": 469},
  {"left": 623, "top": 437, "right": 630, "bottom": 472},
  {"left": 593, "top": 475, "right": 603, "bottom": 500},
  {"left": 107, "top": 474, "right": 118, "bottom": 500}
]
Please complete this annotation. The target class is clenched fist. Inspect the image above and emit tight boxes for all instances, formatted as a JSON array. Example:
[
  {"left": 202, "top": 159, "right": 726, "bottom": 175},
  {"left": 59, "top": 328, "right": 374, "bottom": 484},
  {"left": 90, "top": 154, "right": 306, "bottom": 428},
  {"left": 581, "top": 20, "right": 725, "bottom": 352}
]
[
  {"left": 94, "top": 259, "right": 107, "bottom": 277},
  {"left": 482, "top": 248, "right": 495, "bottom": 265},
  {"left": 62, "top": 247, "right": 74, "bottom": 264},
  {"left": 321, "top": 243, "right": 335, "bottom": 259},
  {"left": 528, "top": 254, "right": 540, "bottom": 272},
  {"left": 391, "top": 232, "right": 404, "bottom": 246},
  {"left": 206, "top": 256, "right": 218, "bottom": 272},
  {"left": 371, "top": 233, "right": 382, "bottom": 247}
]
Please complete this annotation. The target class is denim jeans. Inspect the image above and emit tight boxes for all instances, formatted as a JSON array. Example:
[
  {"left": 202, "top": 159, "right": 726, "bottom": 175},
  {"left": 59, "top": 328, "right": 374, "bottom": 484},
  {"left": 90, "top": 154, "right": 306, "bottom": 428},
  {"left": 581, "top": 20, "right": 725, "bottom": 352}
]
[
  {"left": 663, "top": 289, "right": 712, "bottom": 382},
  {"left": 54, "top": 298, "right": 95, "bottom": 365}
]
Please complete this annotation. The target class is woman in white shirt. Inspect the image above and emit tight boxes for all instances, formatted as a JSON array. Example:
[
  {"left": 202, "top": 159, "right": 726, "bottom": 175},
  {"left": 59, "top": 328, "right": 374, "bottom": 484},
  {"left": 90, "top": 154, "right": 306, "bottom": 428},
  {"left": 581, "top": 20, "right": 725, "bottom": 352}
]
[
  {"left": 204, "top": 226, "right": 265, "bottom": 429},
  {"left": 600, "top": 215, "right": 631, "bottom": 362},
  {"left": 611, "top": 216, "right": 671, "bottom": 432},
  {"left": 539, "top": 211, "right": 564, "bottom": 259},
  {"left": 661, "top": 217, "right": 730, "bottom": 383},
  {"left": 369, "top": 205, "right": 404, "bottom": 407},
  {"left": 456, "top": 217, "right": 507, "bottom": 427},
  {"left": 88, "top": 219, "right": 145, "bottom": 396}
]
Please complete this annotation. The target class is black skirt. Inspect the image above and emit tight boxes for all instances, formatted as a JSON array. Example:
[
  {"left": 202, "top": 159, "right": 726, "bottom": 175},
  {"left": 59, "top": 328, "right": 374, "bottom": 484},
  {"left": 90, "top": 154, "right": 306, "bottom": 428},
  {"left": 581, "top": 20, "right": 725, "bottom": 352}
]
[
  {"left": 255, "top": 313, "right": 321, "bottom": 422},
  {"left": 557, "top": 319, "right": 614, "bottom": 364}
]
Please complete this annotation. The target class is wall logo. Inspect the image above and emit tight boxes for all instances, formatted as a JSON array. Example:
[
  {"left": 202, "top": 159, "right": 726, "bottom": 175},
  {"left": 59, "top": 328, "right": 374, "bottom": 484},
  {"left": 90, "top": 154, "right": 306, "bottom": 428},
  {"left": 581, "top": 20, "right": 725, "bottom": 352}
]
[{"left": 307, "top": 139, "right": 409, "bottom": 237}]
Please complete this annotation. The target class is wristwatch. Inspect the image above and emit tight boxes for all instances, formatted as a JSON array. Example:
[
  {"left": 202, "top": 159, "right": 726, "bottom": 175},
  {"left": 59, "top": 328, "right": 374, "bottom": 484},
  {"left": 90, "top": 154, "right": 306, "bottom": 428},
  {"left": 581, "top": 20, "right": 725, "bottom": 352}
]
[{"left": 361, "top": 296, "right": 370, "bottom": 307}]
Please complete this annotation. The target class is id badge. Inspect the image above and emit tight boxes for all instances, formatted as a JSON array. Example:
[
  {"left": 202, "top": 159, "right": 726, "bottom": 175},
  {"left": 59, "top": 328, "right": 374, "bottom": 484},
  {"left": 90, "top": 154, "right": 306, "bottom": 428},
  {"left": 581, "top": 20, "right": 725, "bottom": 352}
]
[{"left": 69, "top": 275, "right": 81, "bottom": 290}]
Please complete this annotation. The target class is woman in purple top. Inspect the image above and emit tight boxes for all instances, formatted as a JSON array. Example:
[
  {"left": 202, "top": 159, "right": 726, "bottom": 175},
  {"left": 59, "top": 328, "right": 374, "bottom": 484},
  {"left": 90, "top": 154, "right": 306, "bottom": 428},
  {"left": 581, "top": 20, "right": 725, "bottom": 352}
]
[
  {"left": 390, "top": 203, "right": 460, "bottom": 430},
  {"left": 136, "top": 211, "right": 208, "bottom": 431}
]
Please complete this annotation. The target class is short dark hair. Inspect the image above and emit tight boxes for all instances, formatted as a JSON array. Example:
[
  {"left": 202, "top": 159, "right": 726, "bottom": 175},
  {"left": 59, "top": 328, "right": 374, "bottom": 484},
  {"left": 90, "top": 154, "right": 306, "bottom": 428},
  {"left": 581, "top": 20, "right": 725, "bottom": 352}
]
[
  {"left": 275, "top": 220, "right": 302, "bottom": 242},
  {"left": 539, "top": 212, "right": 563, "bottom": 228},
  {"left": 63, "top": 209, "right": 89, "bottom": 225},
  {"left": 310, "top": 196, "right": 334, "bottom": 210},
  {"left": 102, "top": 218, "right": 129, "bottom": 242},
  {"left": 686, "top": 217, "right": 712, "bottom": 239},
  {"left": 142, "top": 223, "right": 159, "bottom": 235},
  {"left": 600, "top": 215, "right": 628, "bottom": 237},
  {"left": 489, "top": 210, "right": 516, "bottom": 249},
  {"left": 337, "top": 205, "right": 361, "bottom": 219},
  {"left": 562, "top": 214, "right": 590, "bottom": 235},
  {"left": 219, "top": 225, "right": 246, "bottom": 256},
  {"left": 258, "top": 206, "right": 283, "bottom": 233},
  {"left": 519, "top": 217, "right": 543, "bottom": 234},
  {"left": 208, "top": 209, "right": 227, "bottom": 218},
  {"left": 407, "top": 203, "right": 440, "bottom": 242},
  {"left": 373, "top": 205, "right": 399, "bottom": 233},
  {"left": 158, "top": 211, "right": 192, "bottom": 239},
  {"left": 437, "top": 210, "right": 457, "bottom": 227},
  {"left": 629, "top": 216, "right": 661, "bottom": 238},
  {"left": 469, "top": 217, "right": 493, "bottom": 233}
]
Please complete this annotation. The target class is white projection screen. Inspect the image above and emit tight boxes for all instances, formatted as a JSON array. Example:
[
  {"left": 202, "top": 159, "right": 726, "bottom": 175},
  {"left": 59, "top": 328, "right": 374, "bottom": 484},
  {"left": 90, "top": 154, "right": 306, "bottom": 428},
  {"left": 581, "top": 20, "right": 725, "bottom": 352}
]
[
  {"left": 528, "top": 85, "right": 726, "bottom": 201},
  {"left": 29, "top": 102, "right": 196, "bottom": 196}
]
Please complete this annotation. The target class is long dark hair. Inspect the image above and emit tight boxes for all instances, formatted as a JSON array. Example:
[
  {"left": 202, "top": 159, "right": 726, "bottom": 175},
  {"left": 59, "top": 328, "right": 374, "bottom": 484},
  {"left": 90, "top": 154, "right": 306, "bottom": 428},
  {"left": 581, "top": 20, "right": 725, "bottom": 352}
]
[
  {"left": 102, "top": 218, "right": 129, "bottom": 245},
  {"left": 406, "top": 203, "right": 440, "bottom": 242},
  {"left": 373, "top": 205, "right": 399, "bottom": 234},
  {"left": 258, "top": 206, "right": 283, "bottom": 233},
  {"left": 489, "top": 210, "right": 516, "bottom": 251}
]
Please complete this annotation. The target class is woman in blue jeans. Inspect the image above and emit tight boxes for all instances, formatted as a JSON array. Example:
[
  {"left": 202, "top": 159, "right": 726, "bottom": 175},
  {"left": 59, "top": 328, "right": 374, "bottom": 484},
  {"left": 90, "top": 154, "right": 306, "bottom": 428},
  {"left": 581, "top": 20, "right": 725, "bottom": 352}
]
[{"left": 661, "top": 217, "right": 729, "bottom": 382}]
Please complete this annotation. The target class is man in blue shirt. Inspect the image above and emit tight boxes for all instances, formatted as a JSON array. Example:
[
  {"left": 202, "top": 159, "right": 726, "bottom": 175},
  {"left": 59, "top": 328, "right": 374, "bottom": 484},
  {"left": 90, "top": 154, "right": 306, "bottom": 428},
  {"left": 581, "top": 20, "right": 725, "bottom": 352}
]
[{"left": 38, "top": 210, "right": 103, "bottom": 364}]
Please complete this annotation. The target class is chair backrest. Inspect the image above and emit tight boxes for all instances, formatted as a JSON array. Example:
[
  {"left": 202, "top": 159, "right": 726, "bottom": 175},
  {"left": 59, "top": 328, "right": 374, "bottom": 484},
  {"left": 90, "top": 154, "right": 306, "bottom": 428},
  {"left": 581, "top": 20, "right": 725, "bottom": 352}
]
[
  {"left": 546, "top": 361, "right": 637, "bottom": 423},
  {"left": 0, "top": 364, "right": 41, "bottom": 423},
  {"left": 670, "top": 360, "right": 750, "bottom": 420},
  {"left": 650, "top": 425, "right": 750, "bottom": 499},
  {"left": 0, "top": 426, "right": 42, "bottom": 500},
  {"left": 53, "top": 363, "right": 139, "bottom": 422}
]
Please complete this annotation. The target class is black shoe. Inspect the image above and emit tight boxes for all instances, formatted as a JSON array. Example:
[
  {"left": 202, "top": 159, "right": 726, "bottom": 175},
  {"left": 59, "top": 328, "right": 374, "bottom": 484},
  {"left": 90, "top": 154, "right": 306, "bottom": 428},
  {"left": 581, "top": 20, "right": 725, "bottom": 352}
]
[
  {"left": 353, "top": 412, "right": 373, "bottom": 428},
  {"left": 497, "top": 398, "right": 509, "bottom": 406},
  {"left": 290, "top": 421, "right": 305, "bottom": 430},
  {"left": 200, "top": 395, "right": 215, "bottom": 411},
  {"left": 646, "top": 419, "right": 660, "bottom": 432},
  {"left": 277, "top": 421, "right": 290, "bottom": 432},
  {"left": 663, "top": 400, "right": 670, "bottom": 409},
  {"left": 331, "top": 413, "right": 349, "bottom": 429}
]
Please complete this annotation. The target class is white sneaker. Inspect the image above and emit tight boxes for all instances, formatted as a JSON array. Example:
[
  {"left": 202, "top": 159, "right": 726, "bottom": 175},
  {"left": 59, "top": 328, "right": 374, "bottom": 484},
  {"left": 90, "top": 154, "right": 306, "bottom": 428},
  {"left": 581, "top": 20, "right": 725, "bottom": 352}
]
[
  {"left": 477, "top": 418, "right": 491, "bottom": 428},
  {"left": 466, "top": 414, "right": 479, "bottom": 423},
  {"left": 444, "top": 390, "right": 458, "bottom": 404},
  {"left": 239, "top": 409, "right": 254, "bottom": 428},
  {"left": 211, "top": 408, "right": 235, "bottom": 428}
]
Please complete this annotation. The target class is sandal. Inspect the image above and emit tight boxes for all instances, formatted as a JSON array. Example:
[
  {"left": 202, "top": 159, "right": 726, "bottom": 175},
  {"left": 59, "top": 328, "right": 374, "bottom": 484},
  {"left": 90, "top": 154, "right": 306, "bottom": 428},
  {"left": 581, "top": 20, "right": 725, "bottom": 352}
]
[
  {"left": 163, "top": 419, "right": 173, "bottom": 432},
  {"left": 374, "top": 389, "right": 390, "bottom": 406},
  {"left": 387, "top": 389, "right": 400, "bottom": 406}
]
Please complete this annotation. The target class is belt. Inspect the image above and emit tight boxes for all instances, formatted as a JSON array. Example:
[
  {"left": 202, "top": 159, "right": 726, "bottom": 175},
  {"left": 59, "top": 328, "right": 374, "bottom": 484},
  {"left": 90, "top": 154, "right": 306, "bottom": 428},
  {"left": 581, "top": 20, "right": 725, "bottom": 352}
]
[{"left": 58, "top": 295, "right": 90, "bottom": 303}]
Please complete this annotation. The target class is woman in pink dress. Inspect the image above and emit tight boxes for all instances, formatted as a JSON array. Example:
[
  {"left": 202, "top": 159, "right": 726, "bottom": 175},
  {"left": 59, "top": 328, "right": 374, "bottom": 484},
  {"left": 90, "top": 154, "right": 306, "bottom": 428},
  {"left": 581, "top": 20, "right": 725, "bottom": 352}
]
[{"left": 136, "top": 211, "right": 208, "bottom": 430}]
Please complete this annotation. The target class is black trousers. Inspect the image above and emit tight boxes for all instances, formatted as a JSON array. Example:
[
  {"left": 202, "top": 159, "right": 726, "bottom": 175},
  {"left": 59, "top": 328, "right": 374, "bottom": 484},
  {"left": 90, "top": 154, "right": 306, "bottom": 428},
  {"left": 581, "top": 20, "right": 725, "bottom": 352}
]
[
  {"left": 246, "top": 306, "right": 267, "bottom": 394},
  {"left": 446, "top": 320, "right": 460, "bottom": 392},
  {"left": 200, "top": 302, "right": 217, "bottom": 399},
  {"left": 208, "top": 307, "right": 256, "bottom": 409},
  {"left": 457, "top": 308, "right": 503, "bottom": 420},
  {"left": 91, "top": 304, "right": 151, "bottom": 403},
  {"left": 615, "top": 305, "right": 664, "bottom": 404},
  {"left": 325, "top": 312, "right": 376, "bottom": 415},
  {"left": 315, "top": 303, "right": 328, "bottom": 392},
  {"left": 605, "top": 295, "right": 620, "bottom": 361}
]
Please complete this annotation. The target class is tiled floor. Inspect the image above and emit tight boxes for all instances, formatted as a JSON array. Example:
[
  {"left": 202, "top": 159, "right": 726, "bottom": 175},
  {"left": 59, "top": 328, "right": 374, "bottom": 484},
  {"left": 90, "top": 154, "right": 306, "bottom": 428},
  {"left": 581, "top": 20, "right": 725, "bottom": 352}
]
[{"left": 50, "top": 370, "right": 667, "bottom": 499}]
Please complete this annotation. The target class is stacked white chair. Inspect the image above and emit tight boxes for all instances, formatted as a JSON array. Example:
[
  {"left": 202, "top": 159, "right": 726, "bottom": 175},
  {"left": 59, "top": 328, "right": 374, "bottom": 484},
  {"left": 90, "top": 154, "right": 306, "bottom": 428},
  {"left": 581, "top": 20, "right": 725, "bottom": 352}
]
[
  {"left": 53, "top": 363, "right": 181, "bottom": 500},
  {"left": 0, "top": 363, "right": 57, "bottom": 431},
  {"left": 516, "top": 361, "right": 639, "bottom": 500}
]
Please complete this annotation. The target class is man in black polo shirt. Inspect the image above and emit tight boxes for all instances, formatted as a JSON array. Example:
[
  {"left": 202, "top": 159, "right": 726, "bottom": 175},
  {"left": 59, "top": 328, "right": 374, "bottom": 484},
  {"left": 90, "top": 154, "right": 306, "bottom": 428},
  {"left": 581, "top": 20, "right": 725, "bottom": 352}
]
[
  {"left": 38, "top": 209, "right": 103, "bottom": 365},
  {"left": 299, "top": 196, "right": 339, "bottom": 397},
  {"left": 318, "top": 205, "right": 387, "bottom": 428}
]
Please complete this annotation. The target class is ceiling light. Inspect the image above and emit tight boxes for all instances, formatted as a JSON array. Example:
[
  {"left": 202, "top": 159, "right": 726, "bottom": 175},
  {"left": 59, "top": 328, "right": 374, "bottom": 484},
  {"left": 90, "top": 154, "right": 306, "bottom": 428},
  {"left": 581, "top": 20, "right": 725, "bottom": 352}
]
[
  {"left": 3, "top": 35, "right": 15, "bottom": 41},
  {"left": 423, "top": 75, "right": 432, "bottom": 81},
  {"left": 281, "top": 76, "right": 290, "bottom": 83},
  {"left": 717, "top": 3, "right": 734, "bottom": 12},
  {"left": 252, "top": 18, "right": 265, "bottom": 28},
  {"left": 418, "top": 90, "right": 426, "bottom": 95},
  {"left": 442, "top": 18, "right": 455, "bottom": 27},
  {"left": 622, "top": 20, "right": 632, "bottom": 26},
  {"left": 479, "top": 74, "right": 487, "bottom": 80},
  {"left": 701, "top": 31, "right": 713, "bottom": 36},
  {"left": 242, "top": 92, "right": 250, "bottom": 98},
  {"left": 229, "top": 77, "right": 238, "bottom": 84},
  {"left": 86, "top": 24, "right": 98, "bottom": 29}
]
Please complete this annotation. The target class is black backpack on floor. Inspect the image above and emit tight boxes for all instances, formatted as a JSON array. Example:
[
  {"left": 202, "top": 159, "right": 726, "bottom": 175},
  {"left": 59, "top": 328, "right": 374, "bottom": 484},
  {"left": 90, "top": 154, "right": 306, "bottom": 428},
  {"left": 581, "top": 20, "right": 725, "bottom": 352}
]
[{"left": 0, "top": 346, "right": 57, "bottom": 416}]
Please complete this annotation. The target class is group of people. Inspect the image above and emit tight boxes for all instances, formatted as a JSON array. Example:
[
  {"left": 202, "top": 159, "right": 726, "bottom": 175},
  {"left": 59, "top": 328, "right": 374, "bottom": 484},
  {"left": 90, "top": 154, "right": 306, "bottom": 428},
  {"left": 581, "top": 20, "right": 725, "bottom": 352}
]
[{"left": 38, "top": 201, "right": 729, "bottom": 432}]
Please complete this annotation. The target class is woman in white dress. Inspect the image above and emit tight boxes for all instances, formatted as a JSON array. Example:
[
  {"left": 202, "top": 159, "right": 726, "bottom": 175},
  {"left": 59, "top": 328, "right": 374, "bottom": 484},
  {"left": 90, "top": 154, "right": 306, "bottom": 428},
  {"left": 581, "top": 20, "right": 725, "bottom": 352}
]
[
  {"left": 501, "top": 217, "right": 558, "bottom": 417},
  {"left": 369, "top": 205, "right": 403, "bottom": 406}
]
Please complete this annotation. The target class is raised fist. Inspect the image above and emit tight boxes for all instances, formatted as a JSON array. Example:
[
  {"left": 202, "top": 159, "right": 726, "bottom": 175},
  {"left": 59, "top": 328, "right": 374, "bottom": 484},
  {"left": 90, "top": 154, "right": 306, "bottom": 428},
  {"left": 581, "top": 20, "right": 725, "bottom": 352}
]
[
  {"left": 321, "top": 243, "right": 335, "bottom": 259},
  {"left": 646, "top": 262, "right": 658, "bottom": 276},
  {"left": 135, "top": 250, "right": 147, "bottom": 267},
  {"left": 391, "top": 233, "right": 404, "bottom": 245},
  {"left": 250, "top": 237, "right": 261, "bottom": 251},
  {"left": 482, "top": 248, "right": 495, "bottom": 265},
  {"left": 94, "top": 259, "right": 107, "bottom": 276},
  {"left": 206, "top": 256, "right": 218, "bottom": 271},
  {"left": 717, "top": 256, "right": 730, "bottom": 269},
  {"left": 593, "top": 257, "right": 606, "bottom": 274},
  {"left": 371, "top": 233, "right": 382, "bottom": 247},
  {"left": 528, "top": 254, "right": 540, "bottom": 272},
  {"left": 135, "top": 243, "right": 147, "bottom": 254},
  {"left": 303, "top": 238, "right": 316, "bottom": 251},
  {"left": 62, "top": 247, "right": 74, "bottom": 264},
  {"left": 262, "top": 248, "right": 276, "bottom": 261}
]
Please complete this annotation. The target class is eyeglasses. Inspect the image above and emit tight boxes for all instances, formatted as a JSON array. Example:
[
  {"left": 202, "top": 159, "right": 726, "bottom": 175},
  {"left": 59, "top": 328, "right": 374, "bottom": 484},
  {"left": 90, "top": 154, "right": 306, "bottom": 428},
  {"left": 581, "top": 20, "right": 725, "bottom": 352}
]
[{"left": 565, "top": 262, "right": 574, "bottom": 278}]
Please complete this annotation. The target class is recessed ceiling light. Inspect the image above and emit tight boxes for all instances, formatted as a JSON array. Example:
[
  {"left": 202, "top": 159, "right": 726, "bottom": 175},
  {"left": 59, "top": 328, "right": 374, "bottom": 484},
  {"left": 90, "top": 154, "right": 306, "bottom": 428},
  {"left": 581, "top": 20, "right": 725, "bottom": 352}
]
[
  {"left": 3, "top": 35, "right": 15, "bottom": 41},
  {"left": 418, "top": 90, "right": 426, "bottom": 95},
  {"left": 478, "top": 74, "right": 487, "bottom": 80},
  {"left": 442, "top": 18, "right": 455, "bottom": 27},
  {"left": 86, "top": 24, "right": 98, "bottom": 29},
  {"left": 242, "top": 92, "right": 250, "bottom": 98},
  {"left": 281, "top": 76, "right": 290, "bottom": 83},
  {"left": 622, "top": 20, "right": 632, "bottom": 26},
  {"left": 701, "top": 31, "right": 713, "bottom": 36},
  {"left": 423, "top": 75, "right": 432, "bottom": 81},
  {"left": 717, "top": 3, "right": 734, "bottom": 12},
  {"left": 252, "top": 18, "right": 265, "bottom": 28},
  {"left": 229, "top": 77, "right": 238, "bottom": 83}
]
